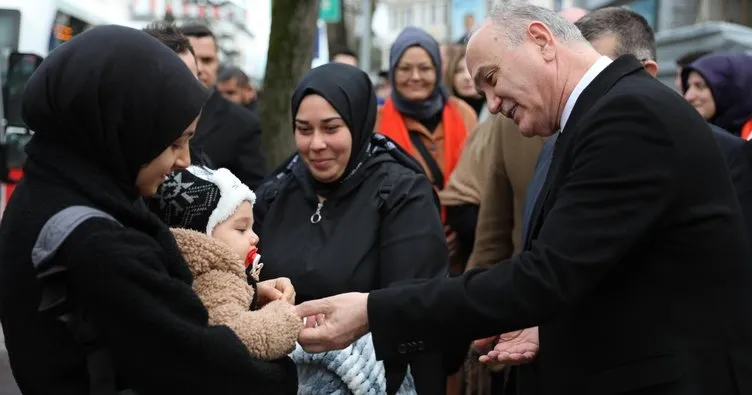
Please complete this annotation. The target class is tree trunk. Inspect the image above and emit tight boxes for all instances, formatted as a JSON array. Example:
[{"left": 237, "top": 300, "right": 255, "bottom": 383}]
[
  {"left": 326, "top": 0, "right": 349, "bottom": 57},
  {"left": 260, "top": 0, "right": 321, "bottom": 169}
]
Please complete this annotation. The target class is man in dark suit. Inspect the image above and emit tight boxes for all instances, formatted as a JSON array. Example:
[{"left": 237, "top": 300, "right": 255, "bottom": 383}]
[
  {"left": 503, "top": 7, "right": 752, "bottom": 393},
  {"left": 180, "top": 24, "right": 267, "bottom": 188},
  {"left": 293, "top": 2, "right": 752, "bottom": 394}
]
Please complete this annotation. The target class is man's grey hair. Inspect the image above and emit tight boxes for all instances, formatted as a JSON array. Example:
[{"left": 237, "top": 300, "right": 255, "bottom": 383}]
[
  {"left": 487, "top": 1, "right": 587, "bottom": 45},
  {"left": 575, "top": 7, "right": 657, "bottom": 61}
]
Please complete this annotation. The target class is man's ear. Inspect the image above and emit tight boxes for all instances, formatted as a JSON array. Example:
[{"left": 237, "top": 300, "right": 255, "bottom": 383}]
[
  {"left": 643, "top": 60, "right": 658, "bottom": 78},
  {"left": 527, "top": 21, "right": 556, "bottom": 61}
]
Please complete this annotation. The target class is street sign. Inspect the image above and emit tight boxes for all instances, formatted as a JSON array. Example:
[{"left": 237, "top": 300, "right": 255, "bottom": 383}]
[{"left": 319, "top": 0, "right": 341, "bottom": 23}]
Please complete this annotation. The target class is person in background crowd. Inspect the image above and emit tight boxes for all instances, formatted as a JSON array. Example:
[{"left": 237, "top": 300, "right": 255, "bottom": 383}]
[
  {"left": 376, "top": 70, "right": 391, "bottom": 106},
  {"left": 217, "top": 66, "right": 259, "bottom": 113},
  {"left": 674, "top": 50, "right": 712, "bottom": 92},
  {"left": 294, "top": 2, "right": 752, "bottom": 394},
  {"left": 439, "top": 43, "right": 463, "bottom": 79},
  {"left": 375, "top": 29, "right": 477, "bottom": 318},
  {"left": 142, "top": 21, "right": 198, "bottom": 78},
  {"left": 457, "top": 13, "right": 477, "bottom": 44},
  {"left": 682, "top": 52, "right": 752, "bottom": 139},
  {"left": 444, "top": 45, "right": 488, "bottom": 122},
  {"left": 180, "top": 23, "right": 267, "bottom": 189},
  {"left": 331, "top": 48, "right": 359, "bottom": 67},
  {"left": 254, "top": 62, "right": 459, "bottom": 394},
  {"left": 0, "top": 25, "right": 298, "bottom": 394},
  {"left": 577, "top": 8, "right": 752, "bottom": 248},
  {"left": 374, "top": 26, "right": 477, "bottom": 227},
  {"left": 180, "top": 23, "right": 219, "bottom": 88}
]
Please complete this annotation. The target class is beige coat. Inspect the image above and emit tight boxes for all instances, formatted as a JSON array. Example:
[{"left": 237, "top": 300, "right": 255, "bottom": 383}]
[
  {"left": 171, "top": 228, "right": 302, "bottom": 360},
  {"left": 441, "top": 113, "right": 545, "bottom": 269}
]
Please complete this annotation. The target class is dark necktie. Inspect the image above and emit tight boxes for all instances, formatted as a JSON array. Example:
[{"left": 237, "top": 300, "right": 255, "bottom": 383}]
[{"left": 520, "top": 132, "right": 560, "bottom": 250}]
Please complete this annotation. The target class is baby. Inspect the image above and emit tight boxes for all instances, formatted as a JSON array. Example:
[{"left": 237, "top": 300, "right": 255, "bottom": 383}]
[{"left": 146, "top": 165, "right": 301, "bottom": 360}]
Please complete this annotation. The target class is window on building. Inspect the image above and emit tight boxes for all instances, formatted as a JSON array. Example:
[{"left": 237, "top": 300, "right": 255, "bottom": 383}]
[
  {"left": 431, "top": 0, "right": 437, "bottom": 24},
  {"left": 405, "top": 6, "right": 413, "bottom": 26},
  {"left": 48, "top": 11, "right": 92, "bottom": 53},
  {"left": 390, "top": 7, "right": 398, "bottom": 30}
]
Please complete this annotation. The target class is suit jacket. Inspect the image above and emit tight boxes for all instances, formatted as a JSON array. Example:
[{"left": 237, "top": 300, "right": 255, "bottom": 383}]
[
  {"left": 711, "top": 124, "right": 752, "bottom": 247},
  {"left": 192, "top": 91, "right": 267, "bottom": 189},
  {"left": 367, "top": 55, "right": 752, "bottom": 395}
]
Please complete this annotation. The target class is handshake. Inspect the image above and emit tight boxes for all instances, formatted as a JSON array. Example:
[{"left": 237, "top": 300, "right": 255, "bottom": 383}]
[{"left": 290, "top": 292, "right": 540, "bottom": 368}]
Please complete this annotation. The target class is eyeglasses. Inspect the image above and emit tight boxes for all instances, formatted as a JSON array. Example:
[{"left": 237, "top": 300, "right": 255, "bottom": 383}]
[{"left": 395, "top": 65, "right": 435, "bottom": 77}]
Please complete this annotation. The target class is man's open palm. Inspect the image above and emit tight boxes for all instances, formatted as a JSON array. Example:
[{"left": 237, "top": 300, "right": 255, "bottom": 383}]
[{"left": 478, "top": 326, "right": 539, "bottom": 367}]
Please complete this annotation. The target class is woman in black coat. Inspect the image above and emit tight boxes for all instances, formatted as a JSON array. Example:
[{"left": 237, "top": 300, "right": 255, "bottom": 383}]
[
  {"left": 255, "top": 63, "right": 463, "bottom": 394},
  {"left": 0, "top": 25, "right": 297, "bottom": 394}
]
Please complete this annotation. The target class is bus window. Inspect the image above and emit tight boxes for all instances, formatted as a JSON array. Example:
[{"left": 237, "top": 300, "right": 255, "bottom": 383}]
[
  {"left": 49, "top": 11, "right": 91, "bottom": 53},
  {"left": 2, "top": 52, "right": 43, "bottom": 128},
  {"left": 0, "top": 9, "right": 21, "bottom": 85}
]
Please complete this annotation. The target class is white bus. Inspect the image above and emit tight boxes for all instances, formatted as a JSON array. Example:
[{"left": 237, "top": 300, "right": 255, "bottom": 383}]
[{"left": 0, "top": 0, "right": 102, "bottom": 217}]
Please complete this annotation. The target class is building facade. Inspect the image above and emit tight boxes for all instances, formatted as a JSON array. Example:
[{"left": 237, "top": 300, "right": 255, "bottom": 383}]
[
  {"left": 127, "top": 0, "right": 257, "bottom": 72},
  {"left": 574, "top": 0, "right": 752, "bottom": 32}
]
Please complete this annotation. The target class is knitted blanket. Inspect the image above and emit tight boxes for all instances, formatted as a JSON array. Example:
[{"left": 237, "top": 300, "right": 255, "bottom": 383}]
[{"left": 290, "top": 333, "right": 417, "bottom": 395}]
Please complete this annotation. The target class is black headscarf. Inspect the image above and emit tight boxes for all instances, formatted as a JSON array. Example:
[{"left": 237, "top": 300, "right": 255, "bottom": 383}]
[
  {"left": 289, "top": 63, "right": 377, "bottom": 198},
  {"left": 389, "top": 26, "right": 448, "bottom": 120},
  {"left": 22, "top": 24, "right": 208, "bottom": 195},
  {"left": 21, "top": 25, "right": 209, "bottom": 282},
  {"left": 269, "top": 63, "right": 423, "bottom": 200}
]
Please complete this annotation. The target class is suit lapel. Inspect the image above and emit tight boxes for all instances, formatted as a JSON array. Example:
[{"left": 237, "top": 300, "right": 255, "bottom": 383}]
[{"left": 523, "top": 55, "right": 645, "bottom": 251}]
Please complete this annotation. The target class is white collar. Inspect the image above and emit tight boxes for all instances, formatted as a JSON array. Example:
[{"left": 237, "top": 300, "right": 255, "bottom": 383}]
[{"left": 559, "top": 56, "right": 613, "bottom": 132}]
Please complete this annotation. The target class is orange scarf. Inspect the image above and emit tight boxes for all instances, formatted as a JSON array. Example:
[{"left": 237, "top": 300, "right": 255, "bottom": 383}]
[
  {"left": 742, "top": 119, "right": 752, "bottom": 141},
  {"left": 379, "top": 98, "right": 468, "bottom": 223},
  {"left": 379, "top": 98, "right": 468, "bottom": 187}
]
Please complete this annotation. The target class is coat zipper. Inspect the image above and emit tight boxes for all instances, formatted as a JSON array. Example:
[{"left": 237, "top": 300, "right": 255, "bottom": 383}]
[{"left": 310, "top": 202, "right": 323, "bottom": 224}]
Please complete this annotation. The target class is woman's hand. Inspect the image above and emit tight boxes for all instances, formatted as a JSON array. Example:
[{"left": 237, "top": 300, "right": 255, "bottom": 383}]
[{"left": 257, "top": 277, "right": 296, "bottom": 306}]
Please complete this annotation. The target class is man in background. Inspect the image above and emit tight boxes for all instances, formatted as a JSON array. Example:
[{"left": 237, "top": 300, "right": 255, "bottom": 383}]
[
  {"left": 180, "top": 24, "right": 267, "bottom": 189},
  {"left": 142, "top": 21, "right": 199, "bottom": 78},
  {"left": 331, "top": 48, "right": 359, "bottom": 67},
  {"left": 217, "top": 66, "right": 259, "bottom": 114},
  {"left": 577, "top": 9, "right": 752, "bottom": 247}
]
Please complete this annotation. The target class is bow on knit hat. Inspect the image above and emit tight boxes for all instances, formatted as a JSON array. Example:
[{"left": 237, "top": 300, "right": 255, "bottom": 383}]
[{"left": 145, "top": 165, "right": 256, "bottom": 236}]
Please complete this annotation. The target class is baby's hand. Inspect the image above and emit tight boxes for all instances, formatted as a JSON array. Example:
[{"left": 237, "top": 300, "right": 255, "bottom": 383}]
[{"left": 257, "top": 277, "right": 296, "bottom": 306}]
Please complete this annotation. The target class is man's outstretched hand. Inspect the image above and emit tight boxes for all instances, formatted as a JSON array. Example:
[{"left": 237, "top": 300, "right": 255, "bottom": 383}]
[
  {"left": 474, "top": 326, "right": 539, "bottom": 368},
  {"left": 295, "top": 292, "right": 370, "bottom": 353}
]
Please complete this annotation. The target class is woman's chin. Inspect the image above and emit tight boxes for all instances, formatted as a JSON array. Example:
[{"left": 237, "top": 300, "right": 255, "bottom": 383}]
[{"left": 310, "top": 170, "right": 344, "bottom": 184}]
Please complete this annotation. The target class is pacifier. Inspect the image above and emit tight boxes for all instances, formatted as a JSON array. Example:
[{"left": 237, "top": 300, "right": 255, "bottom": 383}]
[{"left": 245, "top": 247, "right": 264, "bottom": 280}]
